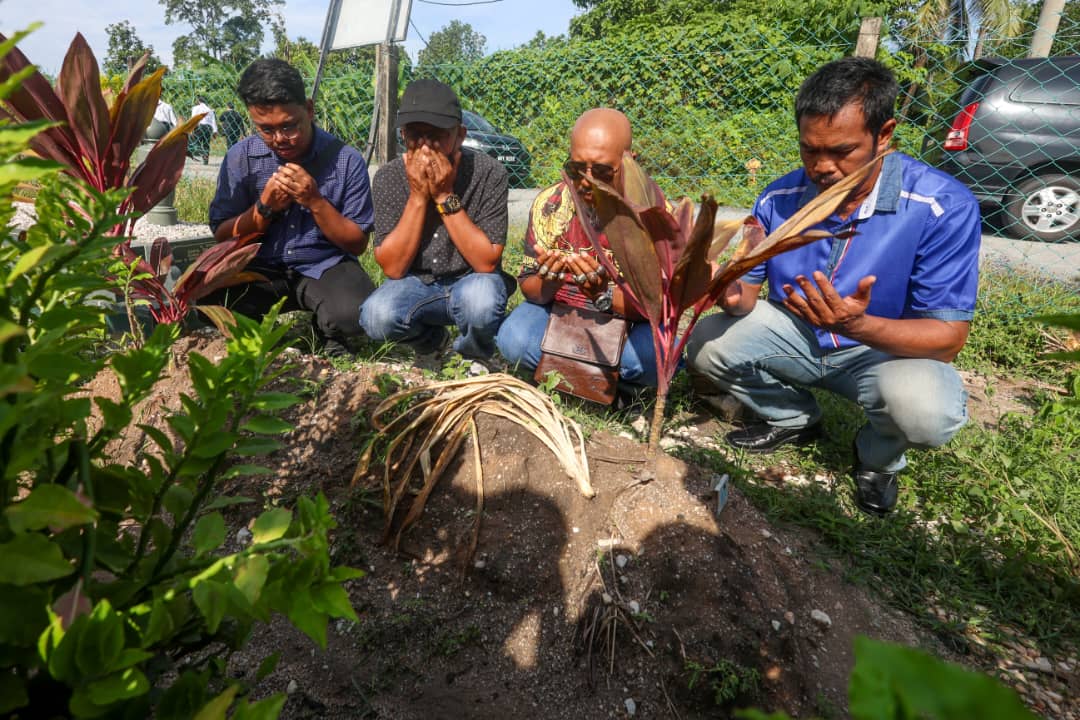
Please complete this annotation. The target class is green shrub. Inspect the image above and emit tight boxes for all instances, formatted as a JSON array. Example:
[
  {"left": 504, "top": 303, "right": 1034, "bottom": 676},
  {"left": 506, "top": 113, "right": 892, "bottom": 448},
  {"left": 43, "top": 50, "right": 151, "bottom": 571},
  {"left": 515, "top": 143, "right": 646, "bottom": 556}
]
[{"left": 0, "top": 38, "right": 359, "bottom": 719}]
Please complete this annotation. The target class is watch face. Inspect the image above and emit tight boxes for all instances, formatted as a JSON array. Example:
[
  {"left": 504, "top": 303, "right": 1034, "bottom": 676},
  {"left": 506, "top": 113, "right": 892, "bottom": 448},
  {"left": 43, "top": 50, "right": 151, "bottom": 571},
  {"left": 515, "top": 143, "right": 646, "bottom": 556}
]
[{"left": 439, "top": 194, "right": 463, "bottom": 214}]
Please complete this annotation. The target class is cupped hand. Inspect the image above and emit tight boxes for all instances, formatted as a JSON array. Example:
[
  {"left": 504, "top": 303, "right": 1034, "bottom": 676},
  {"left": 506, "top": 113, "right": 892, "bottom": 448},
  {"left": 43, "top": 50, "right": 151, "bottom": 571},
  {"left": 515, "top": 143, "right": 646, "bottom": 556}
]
[
  {"left": 275, "top": 163, "right": 320, "bottom": 207},
  {"left": 782, "top": 271, "right": 876, "bottom": 335}
]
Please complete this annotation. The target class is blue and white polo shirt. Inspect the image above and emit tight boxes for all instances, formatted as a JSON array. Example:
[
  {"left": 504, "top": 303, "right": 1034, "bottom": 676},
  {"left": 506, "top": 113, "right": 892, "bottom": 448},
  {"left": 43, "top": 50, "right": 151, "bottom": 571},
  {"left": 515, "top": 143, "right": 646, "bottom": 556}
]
[{"left": 745, "top": 152, "right": 982, "bottom": 351}]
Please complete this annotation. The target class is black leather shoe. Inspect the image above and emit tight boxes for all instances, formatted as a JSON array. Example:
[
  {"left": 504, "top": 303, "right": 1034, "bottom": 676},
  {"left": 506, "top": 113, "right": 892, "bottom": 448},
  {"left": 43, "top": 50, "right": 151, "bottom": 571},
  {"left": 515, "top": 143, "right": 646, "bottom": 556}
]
[
  {"left": 853, "top": 468, "right": 899, "bottom": 516},
  {"left": 725, "top": 422, "right": 821, "bottom": 453}
]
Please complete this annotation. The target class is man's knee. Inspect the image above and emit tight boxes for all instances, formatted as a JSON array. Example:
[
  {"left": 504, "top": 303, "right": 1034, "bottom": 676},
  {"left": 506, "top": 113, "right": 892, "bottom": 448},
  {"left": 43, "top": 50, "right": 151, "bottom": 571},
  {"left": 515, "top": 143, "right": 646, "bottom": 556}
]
[
  {"left": 359, "top": 290, "right": 403, "bottom": 340},
  {"left": 453, "top": 273, "right": 507, "bottom": 326},
  {"left": 876, "top": 362, "right": 967, "bottom": 447},
  {"left": 686, "top": 313, "right": 742, "bottom": 377}
]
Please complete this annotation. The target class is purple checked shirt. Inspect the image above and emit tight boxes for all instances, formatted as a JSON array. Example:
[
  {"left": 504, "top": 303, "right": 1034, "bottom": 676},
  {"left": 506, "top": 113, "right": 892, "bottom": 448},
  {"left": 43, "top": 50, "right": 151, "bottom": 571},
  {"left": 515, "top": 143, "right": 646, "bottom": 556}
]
[{"left": 209, "top": 126, "right": 375, "bottom": 279}]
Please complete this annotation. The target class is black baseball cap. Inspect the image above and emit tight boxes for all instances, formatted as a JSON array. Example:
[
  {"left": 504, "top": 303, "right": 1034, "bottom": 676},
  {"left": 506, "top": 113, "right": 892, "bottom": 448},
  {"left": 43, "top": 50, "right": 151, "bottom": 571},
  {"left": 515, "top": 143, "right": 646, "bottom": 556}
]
[{"left": 396, "top": 79, "right": 462, "bottom": 129}]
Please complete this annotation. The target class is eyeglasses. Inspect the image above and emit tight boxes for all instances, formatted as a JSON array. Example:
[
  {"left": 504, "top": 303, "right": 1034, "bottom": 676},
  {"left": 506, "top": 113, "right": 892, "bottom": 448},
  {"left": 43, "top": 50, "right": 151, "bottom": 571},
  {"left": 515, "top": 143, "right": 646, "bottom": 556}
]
[
  {"left": 563, "top": 160, "right": 617, "bottom": 184},
  {"left": 255, "top": 122, "right": 302, "bottom": 141},
  {"left": 400, "top": 126, "right": 455, "bottom": 145}
]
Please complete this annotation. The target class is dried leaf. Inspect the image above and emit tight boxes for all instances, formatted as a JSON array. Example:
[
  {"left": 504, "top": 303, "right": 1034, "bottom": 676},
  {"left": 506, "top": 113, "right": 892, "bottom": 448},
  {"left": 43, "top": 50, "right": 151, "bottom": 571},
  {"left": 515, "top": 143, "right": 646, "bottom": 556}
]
[{"left": 196, "top": 305, "right": 237, "bottom": 337}]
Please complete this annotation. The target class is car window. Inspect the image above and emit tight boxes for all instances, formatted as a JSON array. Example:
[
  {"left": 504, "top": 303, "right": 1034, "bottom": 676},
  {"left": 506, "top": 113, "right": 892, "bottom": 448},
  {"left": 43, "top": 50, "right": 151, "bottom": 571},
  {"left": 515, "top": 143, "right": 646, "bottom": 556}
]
[
  {"left": 463, "top": 110, "right": 497, "bottom": 134},
  {"left": 1009, "top": 62, "right": 1080, "bottom": 106}
]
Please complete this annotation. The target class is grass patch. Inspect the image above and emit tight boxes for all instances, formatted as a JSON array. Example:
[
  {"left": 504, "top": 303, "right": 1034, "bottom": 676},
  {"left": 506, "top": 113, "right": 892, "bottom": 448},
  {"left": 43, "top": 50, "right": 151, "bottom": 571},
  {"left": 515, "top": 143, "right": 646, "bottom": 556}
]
[{"left": 174, "top": 176, "right": 217, "bottom": 223}]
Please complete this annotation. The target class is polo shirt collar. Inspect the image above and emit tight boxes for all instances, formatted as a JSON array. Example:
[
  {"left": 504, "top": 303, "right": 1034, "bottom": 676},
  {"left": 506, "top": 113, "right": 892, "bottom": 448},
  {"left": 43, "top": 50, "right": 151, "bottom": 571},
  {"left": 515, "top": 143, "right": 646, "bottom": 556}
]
[{"left": 797, "top": 151, "right": 904, "bottom": 219}]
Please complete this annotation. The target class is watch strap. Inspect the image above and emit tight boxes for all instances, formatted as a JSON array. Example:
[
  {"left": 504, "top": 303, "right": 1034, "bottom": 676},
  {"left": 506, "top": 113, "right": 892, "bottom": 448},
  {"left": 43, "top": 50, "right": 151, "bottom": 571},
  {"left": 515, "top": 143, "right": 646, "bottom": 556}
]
[{"left": 255, "top": 199, "right": 282, "bottom": 222}]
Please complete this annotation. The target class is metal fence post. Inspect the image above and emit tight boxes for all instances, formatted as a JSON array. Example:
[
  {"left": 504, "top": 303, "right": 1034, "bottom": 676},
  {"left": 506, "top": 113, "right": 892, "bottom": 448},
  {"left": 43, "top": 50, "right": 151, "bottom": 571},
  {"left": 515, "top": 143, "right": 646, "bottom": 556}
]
[{"left": 854, "top": 17, "right": 882, "bottom": 58}]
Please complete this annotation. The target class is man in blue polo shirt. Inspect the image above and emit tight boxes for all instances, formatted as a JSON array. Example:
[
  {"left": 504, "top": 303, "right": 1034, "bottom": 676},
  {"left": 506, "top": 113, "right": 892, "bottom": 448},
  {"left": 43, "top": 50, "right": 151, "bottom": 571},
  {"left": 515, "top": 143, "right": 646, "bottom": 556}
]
[
  {"left": 687, "top": 57, "right": 981, "bottom": 516},
  {"left": 207, "top": 58, "right": 375, "bottom": 354}
]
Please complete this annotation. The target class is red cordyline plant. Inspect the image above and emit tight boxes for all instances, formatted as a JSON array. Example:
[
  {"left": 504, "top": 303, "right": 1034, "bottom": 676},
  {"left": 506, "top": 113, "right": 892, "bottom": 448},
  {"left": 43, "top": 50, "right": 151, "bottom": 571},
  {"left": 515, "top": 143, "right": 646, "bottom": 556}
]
[
  {"left": 565, "top": 152, "right": 883, "bottom": 457},
  {"left": 0, "top": 32, "right": 260, "bottom": 335}
]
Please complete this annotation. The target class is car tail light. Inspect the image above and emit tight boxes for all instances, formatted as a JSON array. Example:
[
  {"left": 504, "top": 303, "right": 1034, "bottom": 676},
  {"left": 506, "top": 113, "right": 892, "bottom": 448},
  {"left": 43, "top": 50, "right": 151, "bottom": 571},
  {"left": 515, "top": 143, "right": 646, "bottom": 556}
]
[{"left": 944, "top": 102, "right": 980, "bottom": 151}]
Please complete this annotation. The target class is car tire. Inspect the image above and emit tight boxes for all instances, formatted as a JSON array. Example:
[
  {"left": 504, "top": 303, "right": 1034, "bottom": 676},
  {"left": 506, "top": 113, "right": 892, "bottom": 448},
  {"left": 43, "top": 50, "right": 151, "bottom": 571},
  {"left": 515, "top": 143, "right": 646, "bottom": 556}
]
[{"left": 1004, "top": 173, "right": 1080, "bottom": 243}]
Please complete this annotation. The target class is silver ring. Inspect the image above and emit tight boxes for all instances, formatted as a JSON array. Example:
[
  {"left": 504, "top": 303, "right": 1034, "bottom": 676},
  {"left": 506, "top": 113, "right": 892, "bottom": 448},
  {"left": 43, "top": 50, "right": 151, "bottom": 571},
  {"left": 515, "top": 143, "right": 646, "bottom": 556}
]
[
  {"left": 586, "top": 270, "right": 599, "bottom": 282},
  {"left": 573, "top": 273, "right": 587, "bottom": 284},
  {"left": 539, "top": 263, "right": 551, "bottom": 278}
]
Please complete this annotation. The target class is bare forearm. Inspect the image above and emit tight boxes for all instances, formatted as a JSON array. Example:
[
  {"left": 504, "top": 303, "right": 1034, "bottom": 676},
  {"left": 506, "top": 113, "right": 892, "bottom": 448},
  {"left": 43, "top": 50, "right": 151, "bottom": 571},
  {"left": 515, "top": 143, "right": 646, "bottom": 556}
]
[
  {"left": 373, "top": 196, "right": 427, "bottom": 278},
  {"left": 443, "top": 212, "right": 503, "bottom": 273},
  {"left": 842, "top": 316, "right": 969, "bottom": 362},
  {"left": 213, "top": 206, "right": 272, "bottom": 242},
  {"left": 308, "top": 197, "right": 368, "bottom": 255}
]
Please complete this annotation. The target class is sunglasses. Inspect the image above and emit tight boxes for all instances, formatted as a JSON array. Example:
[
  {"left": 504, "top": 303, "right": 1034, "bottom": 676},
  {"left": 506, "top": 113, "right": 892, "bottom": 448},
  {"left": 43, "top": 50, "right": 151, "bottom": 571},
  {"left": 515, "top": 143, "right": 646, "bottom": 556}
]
[{"left": 563, "top": 160, "right": 617, "bottom": 184}]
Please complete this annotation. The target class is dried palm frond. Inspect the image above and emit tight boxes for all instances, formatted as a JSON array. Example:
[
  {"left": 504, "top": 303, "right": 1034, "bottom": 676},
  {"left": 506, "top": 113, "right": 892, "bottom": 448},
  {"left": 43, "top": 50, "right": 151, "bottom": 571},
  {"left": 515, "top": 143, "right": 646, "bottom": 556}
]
[{"left": 352, "top": 373, "right": 594, "bottom": 552}]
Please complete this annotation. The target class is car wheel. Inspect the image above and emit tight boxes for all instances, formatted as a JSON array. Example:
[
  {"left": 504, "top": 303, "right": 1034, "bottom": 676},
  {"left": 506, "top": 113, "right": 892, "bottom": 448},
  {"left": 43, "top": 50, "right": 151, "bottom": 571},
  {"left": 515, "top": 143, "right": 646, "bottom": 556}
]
[{"left": 1004, "top": 173, "right": 1080, "bottom": 242}]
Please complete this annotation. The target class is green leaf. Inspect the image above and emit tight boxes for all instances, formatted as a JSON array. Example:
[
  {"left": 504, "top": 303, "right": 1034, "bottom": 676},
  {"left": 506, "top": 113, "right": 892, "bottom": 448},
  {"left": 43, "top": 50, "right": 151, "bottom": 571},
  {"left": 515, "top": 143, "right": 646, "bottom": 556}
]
[
  {"left": 234, "top": 555, "right": 270, "bottom": 606},
  {"left": 192, "top": 513, "right": 226, "bottom": 557},
  {"left": 192, "top": 580, "right": 230, "bottom": 634},
  {"left": 0, "top": 671, "right": 29, "bottom": 714},
  {"left": 6, "top": 243, "right": 65, "bottom": 284},
  {"left": 233, "top": 693, "right": 286, "bottom": 720},
  {"left": 156, "top": 670, "right": 208, "bottom": 720},
  {"left": 75, "top": 600, "right": 124, "bottom": 678},
  {"left": 202, "top": 495, "right": 255, "bottom": 512},
  {"left": 849, "top": 636, "right": 1038, "bottom": 720},
  {"left": 328, "top": 566, "right": 366, "bottom": 582},
  {"left": 190, "top": 430, "right": 238, "bottom": 459},
  {"left": 137, "top": 423, "right": 174, "bottom": 454},
  {"left": 254, "top": 652, "right": 280, "bottom": 682},
  {"left": 4, "top": 484, "right": 98, "bottom": 533},
  {"left": 310, "top": 582, "right": 358, "bottom": 622},
  {"left": 251, "top": 508, "right": 292, "bottom": 544},
  {"left": 1035, "top": 313, "right": 1080, "bottom": 331},
  {"left": 0, "top": 534, "right": 75, "bottom": 585},
  {"left": 163, "top": 484, "right": 193, "bottom": 521},
  {"left": 286, "top": 590, "right": 328, "bottom": 649},
  {"left": 192, "top": 684, "right": 239, "bottom": 720},
  {"left": 86, "top": 667, "right": 150, "bottom": 705},
  {"left": 222, "top": 464, "right": 273, "bottom": 480},
  {"left": 0, "top": 586, "right": 48, "bottom": 645},
  {"left": 240, "top": 415, "right": 293, "bottom": 435},
  {"left": 251, "top": 392, "right": 301, "bottom": 411},
  {"left": 233, "top": 437, "right": 283, "bottom": 457}
]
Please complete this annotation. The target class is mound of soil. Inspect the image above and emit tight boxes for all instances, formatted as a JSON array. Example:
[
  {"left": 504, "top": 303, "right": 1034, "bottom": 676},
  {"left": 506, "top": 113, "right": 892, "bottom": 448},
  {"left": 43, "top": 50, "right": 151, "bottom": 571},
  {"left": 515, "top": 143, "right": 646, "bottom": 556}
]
[{"left": 89, "top": 334, "right": 1076, "bottom": 719}]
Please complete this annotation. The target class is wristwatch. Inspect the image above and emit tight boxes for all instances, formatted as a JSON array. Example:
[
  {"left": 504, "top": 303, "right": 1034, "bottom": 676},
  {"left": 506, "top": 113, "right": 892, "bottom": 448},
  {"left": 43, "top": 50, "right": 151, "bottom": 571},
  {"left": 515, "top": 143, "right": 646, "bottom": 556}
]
[
  {"left": 594, "top": 285, "right": 614, "bottom": 313},
  {"left": 255, "top": 199, "right": 283, "bottom": 222},
  {"left": 436, "top": 194, "right": 463, "bottom": 216}
]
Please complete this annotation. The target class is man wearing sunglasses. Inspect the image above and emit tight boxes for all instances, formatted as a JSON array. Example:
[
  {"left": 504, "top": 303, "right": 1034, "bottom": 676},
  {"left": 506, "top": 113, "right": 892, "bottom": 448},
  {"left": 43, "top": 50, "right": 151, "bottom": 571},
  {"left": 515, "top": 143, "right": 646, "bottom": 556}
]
[
  {"left": 207, "top": 58, "right": 376, "bottom": 356},
  {"left": 360, "top": 79, "right": 510, "bottom": 360},
  {"left": 495, "top": 108, "right": 661, "bottom": 394}
]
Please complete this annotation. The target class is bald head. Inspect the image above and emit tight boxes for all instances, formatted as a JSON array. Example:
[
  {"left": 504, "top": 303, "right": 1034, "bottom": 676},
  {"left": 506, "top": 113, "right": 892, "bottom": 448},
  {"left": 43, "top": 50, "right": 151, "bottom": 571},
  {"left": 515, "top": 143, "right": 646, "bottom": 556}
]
[{"left": 570, "top": 108, "right": 632, "bottom": 157}]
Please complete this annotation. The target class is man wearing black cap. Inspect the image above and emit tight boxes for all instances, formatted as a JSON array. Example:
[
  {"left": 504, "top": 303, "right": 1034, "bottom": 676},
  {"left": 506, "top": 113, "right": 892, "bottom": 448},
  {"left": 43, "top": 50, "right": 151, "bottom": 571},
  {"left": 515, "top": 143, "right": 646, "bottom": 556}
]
[{"left": 360, "top": 79, "right": 509, "bottom": 359}]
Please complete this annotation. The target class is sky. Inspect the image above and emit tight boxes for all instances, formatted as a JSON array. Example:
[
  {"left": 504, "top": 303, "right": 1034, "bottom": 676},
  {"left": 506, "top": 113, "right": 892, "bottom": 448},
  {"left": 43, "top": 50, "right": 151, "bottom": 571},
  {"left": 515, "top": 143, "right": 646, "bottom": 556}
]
[{"left": 2, "top": 0, "right": 582, "bottom": 75}]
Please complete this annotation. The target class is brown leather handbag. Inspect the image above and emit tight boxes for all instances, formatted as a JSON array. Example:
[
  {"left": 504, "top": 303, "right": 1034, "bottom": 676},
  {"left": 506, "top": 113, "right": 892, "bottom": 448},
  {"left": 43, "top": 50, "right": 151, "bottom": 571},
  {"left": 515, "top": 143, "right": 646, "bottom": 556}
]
[{"left": 534, "top": 303, "right": 629, "bottom": 405}]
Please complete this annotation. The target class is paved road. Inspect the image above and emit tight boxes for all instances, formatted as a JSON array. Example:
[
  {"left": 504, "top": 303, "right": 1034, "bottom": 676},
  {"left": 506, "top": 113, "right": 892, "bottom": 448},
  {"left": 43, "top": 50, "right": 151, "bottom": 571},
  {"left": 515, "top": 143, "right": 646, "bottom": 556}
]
[{"left": 181, "top": 160, "right": 1080, "bottom": 287}]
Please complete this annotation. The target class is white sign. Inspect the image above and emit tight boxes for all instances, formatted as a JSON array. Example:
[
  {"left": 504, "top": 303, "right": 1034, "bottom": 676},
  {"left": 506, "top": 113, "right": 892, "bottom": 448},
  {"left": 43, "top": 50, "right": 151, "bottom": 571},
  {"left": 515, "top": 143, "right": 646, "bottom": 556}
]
[{"left": 328, "top": 0, "right": 412, "bottom": 50}]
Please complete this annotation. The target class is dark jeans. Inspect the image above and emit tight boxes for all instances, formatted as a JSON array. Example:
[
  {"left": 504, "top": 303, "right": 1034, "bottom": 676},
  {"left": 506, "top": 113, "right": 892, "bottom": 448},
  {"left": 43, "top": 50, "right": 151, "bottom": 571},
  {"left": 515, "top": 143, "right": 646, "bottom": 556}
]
[{"left": 201, "top": 258, "right": 375, "bottom": 341}]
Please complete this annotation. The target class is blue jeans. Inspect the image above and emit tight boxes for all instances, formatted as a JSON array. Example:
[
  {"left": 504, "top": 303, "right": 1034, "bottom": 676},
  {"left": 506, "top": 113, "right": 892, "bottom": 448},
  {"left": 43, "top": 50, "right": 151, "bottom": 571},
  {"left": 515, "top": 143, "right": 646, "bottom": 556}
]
[
  {"left": 685, "top": 301, "right": 968, "bottom": 472},
  {"left": 495, "top": 301, "right": 660, "bottom": 386},
  {"left": 360, "top": 273, "right": 507, "bottom": 358}
]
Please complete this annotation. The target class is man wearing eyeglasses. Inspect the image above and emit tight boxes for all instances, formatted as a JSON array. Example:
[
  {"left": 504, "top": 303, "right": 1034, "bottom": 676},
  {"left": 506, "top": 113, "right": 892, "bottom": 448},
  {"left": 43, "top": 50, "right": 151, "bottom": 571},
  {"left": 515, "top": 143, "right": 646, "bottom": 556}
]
[
  {"left": 360, "top": 79, "right": 509, "bottom": 360},
  {"left": 495, "top": 108, "right": 661, "bottom": 395},
  {"left": 207, "top": 58, "right": 375, "bottom": 355}
]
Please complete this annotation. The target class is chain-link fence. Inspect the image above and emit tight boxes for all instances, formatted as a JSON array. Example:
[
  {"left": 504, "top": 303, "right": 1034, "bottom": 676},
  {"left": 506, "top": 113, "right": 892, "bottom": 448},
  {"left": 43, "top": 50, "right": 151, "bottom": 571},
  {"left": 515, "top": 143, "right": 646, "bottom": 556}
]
[{"left": 162, "top": 11, "right": 1080, "bottom": 281}]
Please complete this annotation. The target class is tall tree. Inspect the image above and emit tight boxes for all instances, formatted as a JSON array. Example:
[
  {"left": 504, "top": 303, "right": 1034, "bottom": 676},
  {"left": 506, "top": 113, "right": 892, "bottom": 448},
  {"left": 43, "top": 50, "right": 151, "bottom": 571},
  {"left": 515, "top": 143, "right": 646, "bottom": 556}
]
[
  {"left": 103, "top": 21, "right": 161, "bottom": 75},
  {"left": 159, "top": 0, "right": 283, "bottom": 67},
  {"left": 417, "top": 20, "right": 486, "bottom": 69}
]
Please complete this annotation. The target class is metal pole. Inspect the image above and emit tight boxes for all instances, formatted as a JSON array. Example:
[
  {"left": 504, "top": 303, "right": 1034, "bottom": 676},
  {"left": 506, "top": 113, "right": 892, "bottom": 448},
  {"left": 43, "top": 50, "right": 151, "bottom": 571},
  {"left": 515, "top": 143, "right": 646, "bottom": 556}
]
[{"left": 311, "top": 0, "right": 345, "bottom": 104}]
